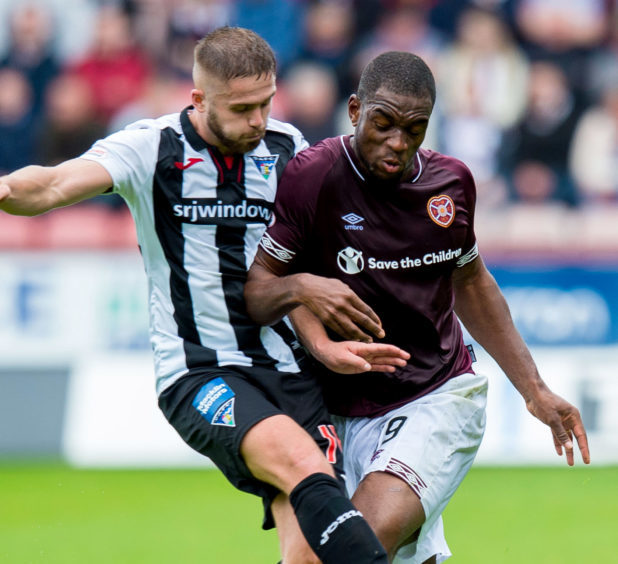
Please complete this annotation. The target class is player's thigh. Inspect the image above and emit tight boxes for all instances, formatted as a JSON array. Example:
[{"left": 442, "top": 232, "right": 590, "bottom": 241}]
[
  {"left": 271, "top": 492, "right": 320, "bottom": 564},
  {"left": 272, "top": 367, "right": 345, "bottom": 471},
  {"left": 240, "top": 366, "right": 345, "bottom": 488},
  {"left": 158, "top": 369, "right": 282, "bottom": 497}
]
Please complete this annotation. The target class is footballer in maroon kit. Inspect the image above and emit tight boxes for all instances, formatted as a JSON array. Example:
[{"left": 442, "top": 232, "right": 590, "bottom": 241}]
[
  {"left": 245, "top": 51, "right": 589, "bottom": 563},
  {"left": 259, "top": 135, "right": 478, "bottom": 418}
]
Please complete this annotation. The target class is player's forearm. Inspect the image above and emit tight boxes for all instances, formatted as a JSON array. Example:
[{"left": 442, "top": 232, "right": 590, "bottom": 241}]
[
  {"left": 1, "top": 160, "right": 112, "bottom": 216},
  {"left": 0, "top": 166, "right": 61, "bottom": 216},
  {"left": 454, "top": 267, "right": 548, "bottom": 402},
  {"left": 244, "top": 263, "right": 307, "bottom": 326}
]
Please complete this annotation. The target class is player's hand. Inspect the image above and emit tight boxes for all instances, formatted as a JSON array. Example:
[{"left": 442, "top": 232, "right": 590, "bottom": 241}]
[
  {"left": 296, "top": 273, "right": 384, "bottom": 342},
  {"left": 312, "top": 340, "right": 410, "bottom": 374},
  {"left": 525, "top": 388, "right": 590, "bottom": 466}
]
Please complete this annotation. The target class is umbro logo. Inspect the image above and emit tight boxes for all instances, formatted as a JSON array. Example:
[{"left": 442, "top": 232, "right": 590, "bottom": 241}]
[
  {"left": 175, "top": 157, "right": 204, "bottom": 170},
  {"left": 342, "top": 212, "right": 364, "bottom": 231}
]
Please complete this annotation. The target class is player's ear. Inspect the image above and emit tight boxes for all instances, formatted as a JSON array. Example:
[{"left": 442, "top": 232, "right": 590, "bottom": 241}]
[
  {"left": 191, "top": 89, "right": 206, "bottom": 111},
  {"left": 348, "top": 94, "right": 361, "bottom": 127}
]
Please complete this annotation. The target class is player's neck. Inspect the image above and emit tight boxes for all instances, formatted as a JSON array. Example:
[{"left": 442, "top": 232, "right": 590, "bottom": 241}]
[{"left": 188, "top": 109, "right": 224, "bottom": 152}]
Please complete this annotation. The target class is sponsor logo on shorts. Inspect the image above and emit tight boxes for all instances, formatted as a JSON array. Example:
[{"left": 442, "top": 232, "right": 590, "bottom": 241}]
[
  {"left": 427, "top": 195, "right": 455, "bottom": 227},
  {"left": 320, "top": 509, "right": 363, "bottom": 545},
  {"left": 386, "top": 458, "right": 427, "bottom": 498},
  {"left": 192, "top": 377, "right": 236, "bottom": 427},
  {"left": 342, "top": 212, "right": 364, "bottom": 231},
  {"left": 251, "top": 155, "right": 279, "bottom": 179}
]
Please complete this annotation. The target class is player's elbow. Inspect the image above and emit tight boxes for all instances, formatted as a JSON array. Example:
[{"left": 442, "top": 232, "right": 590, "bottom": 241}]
[
  {"left": 244, "top": 285, "right": 265, "bottom": 323},
  {"left": 244, "top": 279, "right": 279, "bottom": 326}
]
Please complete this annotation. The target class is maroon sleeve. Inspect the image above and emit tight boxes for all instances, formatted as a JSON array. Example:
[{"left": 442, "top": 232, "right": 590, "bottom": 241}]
[
  {"left": 458, "top": 158, "right": 478, "bottom": 256},
  {"left": 444, "top": 154, "right": 478, "bottom": 263},
  {"left": 259, "top": 141, "right": 335, "bottom": 267}
]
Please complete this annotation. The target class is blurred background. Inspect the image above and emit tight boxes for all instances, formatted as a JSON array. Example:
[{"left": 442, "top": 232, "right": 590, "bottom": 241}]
[{"left": 0, "top": 0, "right": 617, "bottom": 467}]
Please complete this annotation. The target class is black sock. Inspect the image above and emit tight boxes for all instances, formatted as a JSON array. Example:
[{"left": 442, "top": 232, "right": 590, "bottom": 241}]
[{"left": 289, "top": 473, "right": 388, "bottom": 563}]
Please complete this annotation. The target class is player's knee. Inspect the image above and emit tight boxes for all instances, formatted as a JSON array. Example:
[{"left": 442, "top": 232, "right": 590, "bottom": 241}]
[
  {"left": 280, "top": 443, "right": 333, "bottom": 491},
  {"left": 241, "top": 417, "right": 333, "bottom": 492},
  {"left": 371, "top": 524, "right": 398, "bottom": 559},
  {"left": 371, "top": 518, "right": 420, "bottom": 559}
]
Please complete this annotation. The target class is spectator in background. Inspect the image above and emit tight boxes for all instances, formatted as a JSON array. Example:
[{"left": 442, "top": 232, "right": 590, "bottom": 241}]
[
  {"left": 233, "top": 0, "right": 306, "bottom": 74},
  {"left": 513, "top": 0, "right": 609, "bottom": 90},
  {"left": 35, "top": 72, "right": 122, "bottom": 210},
  {"left": 499, "top": 61, "right": 583, "bottom": 207},
  {"left": 107, "top": 73, "right": 192, "bottom": 133},
  {"left": 570, "top": 80, "right": 618, "bottom": 203},
  {"left": 348, "top": 0, "right": 383, "bottom": 40},
  {"left": 126, "top": 0, "right": 170, "bottom": 63},
  {"left": 429, "top": 0, "right": 518, "bottom": 39},
  {"left": 583, "top": 3, "right": 618, "bottom": 106},
  {"left": 163, "top": 0, "right": 233, "bottom": 78},
  {"left": 277, "top": 61, "right": 340, "bottom": 145},
  {"left": 439, "top": 7, "right": 528, "bottom": 134},
  {"left": 36, "top": 72, "right": 126, "bottom": 211},
  {"left": 351, "top": 4, "right": 445, "bottom": 82},
  {"left": 68, "top": 4, "right": 152, "bottom": 125},
  {"left": 437, "top": 6, "right": 529, "bottom": 207},
  {"left": 297, "top": 0, "right": 357, "bottom": 98},
  {"left": 0, "top": 4, "right": 59, "bottom": 117},
  {"left": 35, "top": 73, "right": 106, "bottom": 166},
  {"left": 0, "top": 68, "right": 36, "bottom": 175},
  {"left": 0, "top": 0, "right": 98, "bottom": 65}
]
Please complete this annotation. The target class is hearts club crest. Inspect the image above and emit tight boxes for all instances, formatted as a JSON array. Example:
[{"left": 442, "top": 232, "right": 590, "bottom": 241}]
[{"left": 427, "top": 195, "right": 455, "bottom": 227}]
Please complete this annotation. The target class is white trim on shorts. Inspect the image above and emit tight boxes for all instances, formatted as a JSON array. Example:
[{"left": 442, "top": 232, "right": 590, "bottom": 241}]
[{"left": 333, "top": 371, "right": 488, "bottom": 564}]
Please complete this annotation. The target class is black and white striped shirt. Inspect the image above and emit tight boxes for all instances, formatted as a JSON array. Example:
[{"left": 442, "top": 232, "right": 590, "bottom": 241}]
[{"left": 82, "top": 107, "right": 308, "bottom": 395}]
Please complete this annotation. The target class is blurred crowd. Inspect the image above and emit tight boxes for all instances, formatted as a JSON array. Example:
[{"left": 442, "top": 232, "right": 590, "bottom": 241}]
[{"left": 0, "top": 0, "right": 617, "bottom": 214}]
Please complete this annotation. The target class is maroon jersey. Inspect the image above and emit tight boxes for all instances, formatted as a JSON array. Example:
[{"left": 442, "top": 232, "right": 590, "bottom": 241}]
[{"left": 260, "top": 135, "right": 478, "bottom": 417}]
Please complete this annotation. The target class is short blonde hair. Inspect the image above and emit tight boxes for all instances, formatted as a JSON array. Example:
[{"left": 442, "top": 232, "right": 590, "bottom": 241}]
[{"left": 193, "top": 26, "right": 276, "bottom": 84}]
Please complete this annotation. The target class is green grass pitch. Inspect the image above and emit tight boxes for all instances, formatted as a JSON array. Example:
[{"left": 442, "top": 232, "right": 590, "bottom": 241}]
[{"left": 1, "top": 463, "right": 616, "bottom": 563}]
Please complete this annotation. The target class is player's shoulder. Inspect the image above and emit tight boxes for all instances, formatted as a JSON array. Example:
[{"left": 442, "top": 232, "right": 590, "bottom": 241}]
[
  {"left": 123, "top": 112, "right": 182, "bottom": 136},
  {"left": 82, "top": 113, "right": 181, "bottom": 164},
  {"left": 97, "top": 112, "right": 181, "bottom": 153},
  {"left": 265, "top": 117, "right": 308, "bottom": 152},
  {"left": 276, "top": 136, "right": 343, "bottom": 203},
  {"left": 265, "top": 117, "right": 303, "bottom": 138},
  {"left": 422, "top": 148, "right": 473, "bottom": 179},
  {"left": 289, "top": 135, "right": 344, "bottom": 172}
]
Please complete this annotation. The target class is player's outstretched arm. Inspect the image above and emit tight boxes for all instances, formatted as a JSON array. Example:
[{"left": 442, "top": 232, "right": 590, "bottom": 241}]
[
  {"left": 0, "top": 158, "right": 113, "bottom": 216},
  {"left": 245, "top": 248, "right": 385, "bottom": 342},
  {"left": 453, "top": 255, "right": 590, "bottom": 466},
  {"left": 289, "top": 305, "right": 409, "bottom": 374}
]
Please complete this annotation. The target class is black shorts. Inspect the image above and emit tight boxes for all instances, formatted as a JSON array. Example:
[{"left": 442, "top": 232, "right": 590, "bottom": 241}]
[{"left": 158, "top": 365, "right": 344, "bottom": 529}]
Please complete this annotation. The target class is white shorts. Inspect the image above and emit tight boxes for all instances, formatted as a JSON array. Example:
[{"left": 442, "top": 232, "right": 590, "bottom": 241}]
[{"left": 332, "top": 371, "right": 488, "bottom": 564}]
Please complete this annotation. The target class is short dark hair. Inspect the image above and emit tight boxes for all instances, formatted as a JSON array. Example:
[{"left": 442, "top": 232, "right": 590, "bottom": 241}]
[
  {"left": 357, "top": 51, "right": 436, "bottom": 106},
  {"left": 194, "top": 26, "right": 277, "bottom": 81}
]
